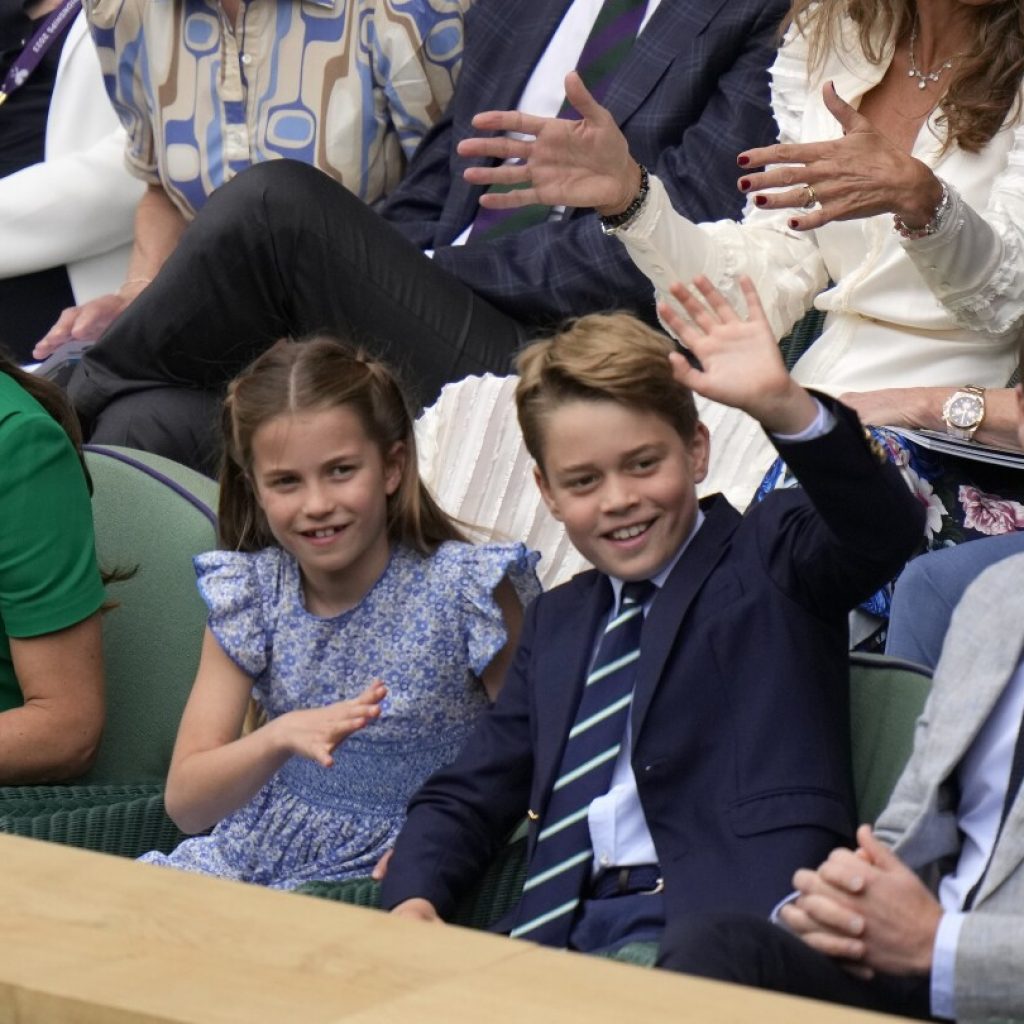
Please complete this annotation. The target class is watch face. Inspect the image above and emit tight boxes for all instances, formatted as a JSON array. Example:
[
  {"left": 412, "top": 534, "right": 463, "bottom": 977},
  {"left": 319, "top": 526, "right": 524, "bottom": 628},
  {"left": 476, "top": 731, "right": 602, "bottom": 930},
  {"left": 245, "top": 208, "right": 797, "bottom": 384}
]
[{"left": 947, "top": 394, "right": 984, "bottom": 429}]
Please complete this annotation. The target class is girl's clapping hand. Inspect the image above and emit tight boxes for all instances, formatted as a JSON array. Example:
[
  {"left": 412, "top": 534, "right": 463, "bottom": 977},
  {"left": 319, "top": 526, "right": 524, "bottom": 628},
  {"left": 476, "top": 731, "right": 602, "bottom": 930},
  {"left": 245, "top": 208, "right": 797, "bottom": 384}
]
[{"left": 271, "top": 679, "right": 387, "bottom": 767}]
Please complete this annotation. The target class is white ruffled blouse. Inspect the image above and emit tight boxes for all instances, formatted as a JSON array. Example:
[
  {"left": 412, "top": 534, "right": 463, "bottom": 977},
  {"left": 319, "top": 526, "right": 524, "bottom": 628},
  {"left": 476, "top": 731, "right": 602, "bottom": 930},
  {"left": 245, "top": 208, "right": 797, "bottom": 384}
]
[{"left": 619, "top": 14, "right": 1024, "bottom": 506}]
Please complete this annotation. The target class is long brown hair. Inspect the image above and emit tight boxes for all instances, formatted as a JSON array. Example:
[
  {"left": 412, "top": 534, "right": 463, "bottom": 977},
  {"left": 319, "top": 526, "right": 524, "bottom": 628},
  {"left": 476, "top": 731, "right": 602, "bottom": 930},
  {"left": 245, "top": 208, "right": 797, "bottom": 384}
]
[
  {"left": 785, "top": 0, "right": 1024, "bottom": 153},
  {"left": 218, "top": 335, "right": 466, "bottom": 554}
]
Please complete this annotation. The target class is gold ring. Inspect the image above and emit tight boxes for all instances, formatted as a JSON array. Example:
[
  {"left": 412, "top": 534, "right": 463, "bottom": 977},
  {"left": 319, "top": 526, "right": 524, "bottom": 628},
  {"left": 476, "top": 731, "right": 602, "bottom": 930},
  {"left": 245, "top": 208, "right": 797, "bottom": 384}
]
[{"left": 803, "top": 184, "right": 820, "bottom": 210}]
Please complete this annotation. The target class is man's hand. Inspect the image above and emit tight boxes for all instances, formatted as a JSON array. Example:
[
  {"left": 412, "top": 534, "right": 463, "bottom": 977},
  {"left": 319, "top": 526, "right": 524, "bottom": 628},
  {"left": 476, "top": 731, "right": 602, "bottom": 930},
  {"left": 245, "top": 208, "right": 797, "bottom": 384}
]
[
  {"left": 390, "top": 898, "right": 442, "bottom": 924},
  {"left": 457, "top": 72, "right": 640, "bottom": 216},
  {"left": 660, "top": 275, "right": 818, "bottom": 435},
  {"left": 783, "top": 825, "right": 942, "bottom": 977}
]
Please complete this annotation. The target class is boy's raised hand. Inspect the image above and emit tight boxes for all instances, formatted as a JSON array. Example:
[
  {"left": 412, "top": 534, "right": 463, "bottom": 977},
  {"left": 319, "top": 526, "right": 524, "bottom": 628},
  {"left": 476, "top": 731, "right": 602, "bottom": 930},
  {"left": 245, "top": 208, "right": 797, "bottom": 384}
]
[
  {"left": 270, "top": 679, "right": 386, "bottom": 768},
  {"left": 659, "top": 276, "right": 818, "bottom": 435}
]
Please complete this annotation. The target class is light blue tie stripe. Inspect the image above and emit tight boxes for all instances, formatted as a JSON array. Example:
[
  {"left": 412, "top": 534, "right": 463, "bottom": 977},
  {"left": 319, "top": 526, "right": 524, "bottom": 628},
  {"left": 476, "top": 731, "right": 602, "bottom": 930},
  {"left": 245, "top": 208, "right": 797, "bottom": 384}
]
[
  {"left": 521, "top": 850, "right": 593, "bottom": 892},
  {"left": 568, "top": 694, "right": 632, "bottom": 740},
  {"left": 605, "top": 603, "right": 643, "bottom": 634},
  {"left": 538, "top": 806, "right": 591, "bottom": 842},
  {"left": 509, "top": 897, "right": 581, "bottom": 939},
  {"left": 587, "top": 649, "right": 640, "bottom": 685},
  {"left": 553, "top": 745, "right": 620, "bottom": 791}
]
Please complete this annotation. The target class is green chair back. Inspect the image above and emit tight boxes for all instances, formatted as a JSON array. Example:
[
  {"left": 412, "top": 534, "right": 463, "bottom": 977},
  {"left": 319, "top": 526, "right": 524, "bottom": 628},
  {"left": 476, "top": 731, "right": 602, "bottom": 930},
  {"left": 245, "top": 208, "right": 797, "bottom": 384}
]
[
  {"left": 81, "top": 446, "right": 218, "bottom": 784},
  {"left": 848, "top": 652, "right": 932, "bottom": 825}
]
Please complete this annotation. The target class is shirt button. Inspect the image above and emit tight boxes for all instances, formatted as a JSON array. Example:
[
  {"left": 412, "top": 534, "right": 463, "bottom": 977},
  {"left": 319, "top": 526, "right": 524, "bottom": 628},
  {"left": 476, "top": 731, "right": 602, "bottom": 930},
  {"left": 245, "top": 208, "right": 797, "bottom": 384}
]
[
  {"left": 599, "top": 853, "right": 611, "bottom": 867},
  {"left": 240, "top": 53, "right": 252, "bottom": 65}
]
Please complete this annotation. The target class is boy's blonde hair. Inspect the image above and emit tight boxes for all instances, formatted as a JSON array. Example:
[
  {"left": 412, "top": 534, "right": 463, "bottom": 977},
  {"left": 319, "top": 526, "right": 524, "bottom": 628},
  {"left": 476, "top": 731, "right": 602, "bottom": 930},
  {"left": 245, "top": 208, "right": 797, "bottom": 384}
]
[{"left": 515, "top": 313, "right": 699, "bottom": 472}]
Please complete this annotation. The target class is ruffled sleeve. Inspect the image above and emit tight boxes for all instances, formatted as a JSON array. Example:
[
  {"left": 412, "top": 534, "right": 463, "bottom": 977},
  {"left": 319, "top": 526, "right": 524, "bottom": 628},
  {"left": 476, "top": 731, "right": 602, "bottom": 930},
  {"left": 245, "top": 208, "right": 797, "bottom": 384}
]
[
  {"left": 616, "top": 20, "right": 828, "bottom": 343},
  {"left": 193, "top": 549, "right": 279, "bottom": 678},
  {"left": 431, "top": 541, "right": 541, "bottom": 677}
]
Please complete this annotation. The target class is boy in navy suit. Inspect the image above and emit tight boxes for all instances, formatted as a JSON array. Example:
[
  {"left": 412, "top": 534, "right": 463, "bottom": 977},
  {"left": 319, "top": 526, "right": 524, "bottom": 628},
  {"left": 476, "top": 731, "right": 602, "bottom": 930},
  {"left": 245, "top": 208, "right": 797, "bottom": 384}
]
[{"left": 379, "top": 276, "right": 925, "bottom": 957}]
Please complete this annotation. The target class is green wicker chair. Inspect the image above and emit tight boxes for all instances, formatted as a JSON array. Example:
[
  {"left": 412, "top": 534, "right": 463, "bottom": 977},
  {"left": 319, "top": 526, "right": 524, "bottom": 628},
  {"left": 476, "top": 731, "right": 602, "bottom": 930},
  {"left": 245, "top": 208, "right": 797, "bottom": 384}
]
[
  {"left": 848, "top": 651, "right": 931, "bottom": 825},
  {"left": 0, "top": 446, "right": 218, "bottom": 856},
  {"left": 298, "top": 652, "right": 931, "bottom": 971}
]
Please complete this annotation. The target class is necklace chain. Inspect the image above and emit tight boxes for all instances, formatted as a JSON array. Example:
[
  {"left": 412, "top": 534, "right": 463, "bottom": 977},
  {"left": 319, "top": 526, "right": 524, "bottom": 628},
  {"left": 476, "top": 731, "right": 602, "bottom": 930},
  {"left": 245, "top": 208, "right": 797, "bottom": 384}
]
[{"left": 907, "top": 18, "right": 958, "bottom": 91}]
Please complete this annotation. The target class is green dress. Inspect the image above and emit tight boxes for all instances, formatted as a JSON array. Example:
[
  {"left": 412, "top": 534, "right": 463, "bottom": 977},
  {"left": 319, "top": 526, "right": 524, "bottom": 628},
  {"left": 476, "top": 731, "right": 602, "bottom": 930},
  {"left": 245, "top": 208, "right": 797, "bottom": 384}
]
[{"left": 0, "top": 373, "right": 105, "bottom": 711}]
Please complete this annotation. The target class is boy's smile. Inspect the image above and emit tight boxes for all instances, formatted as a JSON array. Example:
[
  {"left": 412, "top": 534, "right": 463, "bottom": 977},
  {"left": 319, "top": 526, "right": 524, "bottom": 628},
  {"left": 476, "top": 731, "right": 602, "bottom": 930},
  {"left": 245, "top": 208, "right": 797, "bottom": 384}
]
[{"left": 534, "top": 399, "right": 710, "bottom": 582}]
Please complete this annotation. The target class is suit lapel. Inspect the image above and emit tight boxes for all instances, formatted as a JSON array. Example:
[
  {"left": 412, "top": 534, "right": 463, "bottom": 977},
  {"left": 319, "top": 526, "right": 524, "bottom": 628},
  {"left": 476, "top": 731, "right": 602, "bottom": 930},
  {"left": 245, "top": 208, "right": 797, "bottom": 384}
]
[
  {"left": 533, "top": 572, "right": 613, "bottom": 808},
  {"left": 472, "top": 0, "right": 574, "bottom": 115},
  {"left": 604, "top": 0, "right": 727, "bottom": 126},
  {"left": 630, "top": 497, "right": 739, "bottom": 740}
]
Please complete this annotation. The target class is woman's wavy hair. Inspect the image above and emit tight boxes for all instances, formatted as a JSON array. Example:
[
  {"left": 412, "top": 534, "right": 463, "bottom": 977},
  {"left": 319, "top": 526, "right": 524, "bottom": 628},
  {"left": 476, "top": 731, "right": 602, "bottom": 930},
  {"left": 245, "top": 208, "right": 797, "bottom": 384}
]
[
  {"left": 218, "top": 334, "right": 466, "bottom": 554},
  {"left": 785, "top": 0, "right": 1024, "bottom": 153}
]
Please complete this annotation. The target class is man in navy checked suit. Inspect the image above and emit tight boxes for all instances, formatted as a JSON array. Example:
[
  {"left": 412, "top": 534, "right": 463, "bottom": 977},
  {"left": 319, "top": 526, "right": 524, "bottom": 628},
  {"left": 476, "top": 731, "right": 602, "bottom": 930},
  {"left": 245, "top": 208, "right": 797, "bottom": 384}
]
[{"left": 69, "top": 0, "right": 790, "bottom": 471}]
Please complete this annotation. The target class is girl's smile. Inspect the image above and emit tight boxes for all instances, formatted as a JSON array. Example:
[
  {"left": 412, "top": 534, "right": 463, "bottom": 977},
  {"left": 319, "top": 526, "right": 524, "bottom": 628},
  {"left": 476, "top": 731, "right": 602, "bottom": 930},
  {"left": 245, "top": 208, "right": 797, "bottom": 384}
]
[{"left": 251, "top": 405, "right": 404, "bottom": 616}]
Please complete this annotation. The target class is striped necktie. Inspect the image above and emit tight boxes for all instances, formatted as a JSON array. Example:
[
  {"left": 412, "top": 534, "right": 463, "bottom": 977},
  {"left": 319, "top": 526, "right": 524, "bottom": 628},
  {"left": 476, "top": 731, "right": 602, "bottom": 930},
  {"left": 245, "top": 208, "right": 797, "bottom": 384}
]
[
  {"left": 509, "top": 578, "right": 656, "bottom": 946},
  {"left": 468, "top": 0, "right": 648, "bottom": 242}
]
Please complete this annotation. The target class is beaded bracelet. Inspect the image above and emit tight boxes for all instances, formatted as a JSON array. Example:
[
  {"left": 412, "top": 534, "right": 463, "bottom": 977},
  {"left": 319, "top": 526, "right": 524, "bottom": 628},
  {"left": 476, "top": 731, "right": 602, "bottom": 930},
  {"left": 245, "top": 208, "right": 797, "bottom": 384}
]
[
  {"left": 893, "top": 180, "right": 950, "bottom": 240},
  {"left": 599, "top": 164, "right": 650, "bottom": 234}
]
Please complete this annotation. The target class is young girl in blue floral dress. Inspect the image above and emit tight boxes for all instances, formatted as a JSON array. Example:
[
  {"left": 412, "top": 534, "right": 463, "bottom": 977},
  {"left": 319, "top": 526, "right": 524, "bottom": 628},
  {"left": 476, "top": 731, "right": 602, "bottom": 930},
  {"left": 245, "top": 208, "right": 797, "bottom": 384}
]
[{"left": 140, "top": 336, "right": 540, "bottom": 888}]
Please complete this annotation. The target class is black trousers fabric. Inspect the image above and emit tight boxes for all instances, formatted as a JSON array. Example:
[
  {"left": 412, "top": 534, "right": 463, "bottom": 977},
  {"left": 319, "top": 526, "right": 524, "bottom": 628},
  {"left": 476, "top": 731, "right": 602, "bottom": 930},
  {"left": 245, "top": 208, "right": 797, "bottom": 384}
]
[
  {"left": 658, "top": 913, "right": 937, "bottom": 1020},
  {"left": 68, "top": 161, "right": 527, "bottom": 471}
]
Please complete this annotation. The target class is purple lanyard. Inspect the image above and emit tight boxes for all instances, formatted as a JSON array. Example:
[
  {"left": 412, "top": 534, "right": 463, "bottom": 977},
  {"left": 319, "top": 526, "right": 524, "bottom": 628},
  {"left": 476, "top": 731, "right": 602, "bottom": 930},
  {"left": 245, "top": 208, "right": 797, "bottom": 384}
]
[{"left": 0, "top": 0, "right": 82, "bottom": 107}]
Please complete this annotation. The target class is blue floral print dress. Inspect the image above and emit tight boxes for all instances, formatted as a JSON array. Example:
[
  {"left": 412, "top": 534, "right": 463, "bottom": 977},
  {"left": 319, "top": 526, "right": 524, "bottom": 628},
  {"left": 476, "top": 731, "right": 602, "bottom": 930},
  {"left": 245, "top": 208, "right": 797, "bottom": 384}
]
[{"left": 140, "top": 541, "right": 541, "bottom": 888}]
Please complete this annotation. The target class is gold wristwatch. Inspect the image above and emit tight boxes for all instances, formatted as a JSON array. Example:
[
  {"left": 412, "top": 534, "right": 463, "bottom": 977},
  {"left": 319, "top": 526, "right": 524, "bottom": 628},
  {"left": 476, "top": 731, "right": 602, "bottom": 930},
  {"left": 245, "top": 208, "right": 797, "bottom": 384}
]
[{"left": 941, "top": 385, "right": 986, "bottom": 441}]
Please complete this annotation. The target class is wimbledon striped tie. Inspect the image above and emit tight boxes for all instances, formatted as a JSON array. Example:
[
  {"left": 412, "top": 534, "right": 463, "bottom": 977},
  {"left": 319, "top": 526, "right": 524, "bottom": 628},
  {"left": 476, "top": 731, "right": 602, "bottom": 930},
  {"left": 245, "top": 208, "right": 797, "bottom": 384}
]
[
  {"left": 509, "top": 578, "right": 656, "bottom": 946},
  {"left": 468, "top": 0, "right": 648, "bottom": 242}
]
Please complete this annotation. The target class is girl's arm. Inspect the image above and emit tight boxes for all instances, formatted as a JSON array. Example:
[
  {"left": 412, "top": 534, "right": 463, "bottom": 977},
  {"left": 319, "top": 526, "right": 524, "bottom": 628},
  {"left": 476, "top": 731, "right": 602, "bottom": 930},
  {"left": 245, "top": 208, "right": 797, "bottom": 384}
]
[
  {"left": 479, "top": 576, "right": 525, "bottom": 703},
  {"left": 1, "top": 612, "right": 104, "bottom": 783},
  {"left": 165, "top": 628, "right": 385, "bottom": 834}
]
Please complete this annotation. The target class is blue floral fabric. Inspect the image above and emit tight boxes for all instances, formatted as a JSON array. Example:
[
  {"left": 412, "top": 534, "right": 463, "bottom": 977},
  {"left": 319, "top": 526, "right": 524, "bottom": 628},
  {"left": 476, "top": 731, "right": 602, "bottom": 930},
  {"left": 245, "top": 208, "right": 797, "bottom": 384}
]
[
  {"left": 140, "top": 541, "right": 541, "bottom": 888},
  {"left": 755, "top": 428, "right": 1024, "bottom": 633}
]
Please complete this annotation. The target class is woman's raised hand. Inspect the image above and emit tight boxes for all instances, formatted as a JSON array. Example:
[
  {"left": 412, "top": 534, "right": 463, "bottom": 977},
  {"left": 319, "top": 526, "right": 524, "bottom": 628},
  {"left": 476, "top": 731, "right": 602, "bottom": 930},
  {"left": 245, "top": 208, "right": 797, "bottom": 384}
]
[
  {"left": 457, "top": 71, "right": 641, "bottom": 215},
  {"left": 738, "top": 82, "right": 942, "bottom": 232},
  {"left": 270, "top": 679, "right": 386, "bottom": 767}
]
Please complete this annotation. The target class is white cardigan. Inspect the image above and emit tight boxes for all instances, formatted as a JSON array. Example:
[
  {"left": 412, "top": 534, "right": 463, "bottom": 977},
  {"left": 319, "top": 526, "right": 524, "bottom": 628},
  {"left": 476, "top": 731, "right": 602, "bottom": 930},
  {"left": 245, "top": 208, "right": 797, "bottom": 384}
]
[{"left": 0, "top": 11, "right": 142, "bottom": 302}]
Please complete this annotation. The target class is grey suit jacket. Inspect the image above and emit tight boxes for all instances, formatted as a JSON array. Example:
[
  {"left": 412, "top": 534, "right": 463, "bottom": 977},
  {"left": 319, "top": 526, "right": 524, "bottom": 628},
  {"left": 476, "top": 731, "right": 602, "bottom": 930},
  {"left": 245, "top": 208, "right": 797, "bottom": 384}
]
[{"left": 875, "top": 551, "right": 1024, "bottom": 1022}]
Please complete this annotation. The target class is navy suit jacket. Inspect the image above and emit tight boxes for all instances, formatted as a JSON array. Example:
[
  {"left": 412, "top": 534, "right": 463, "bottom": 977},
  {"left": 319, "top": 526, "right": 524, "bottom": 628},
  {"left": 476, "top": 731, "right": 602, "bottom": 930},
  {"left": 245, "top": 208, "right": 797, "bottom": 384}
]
[
  {"left": 381, "top": 399, "right": 927, "bottom": 927},
  {"left": 379, "top": 0, "right": 790, "bottom": 327}
]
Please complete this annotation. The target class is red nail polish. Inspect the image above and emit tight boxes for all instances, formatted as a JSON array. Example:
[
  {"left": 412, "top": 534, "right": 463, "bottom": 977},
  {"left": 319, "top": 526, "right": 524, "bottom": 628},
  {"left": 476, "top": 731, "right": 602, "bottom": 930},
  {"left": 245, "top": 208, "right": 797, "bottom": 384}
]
[
  {"left": 737, "top": 155, "right": 750, "bottom": 167},
  {"left": 739, "top": 179, "right": 751, "bottom": 192},
  {"left": 754, "top": 195, "right": 767, "bottom": 206},
  {"left": 788, "top": 218, "right": 800, "bottom": 229}
]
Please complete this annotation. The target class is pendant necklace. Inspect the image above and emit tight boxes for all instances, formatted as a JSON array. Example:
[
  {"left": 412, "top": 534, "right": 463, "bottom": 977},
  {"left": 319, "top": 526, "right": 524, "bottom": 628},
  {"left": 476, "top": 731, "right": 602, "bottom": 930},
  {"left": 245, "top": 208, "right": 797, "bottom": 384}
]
[{"left": 907, "top": 18, "right": 959, "bottom": 90}]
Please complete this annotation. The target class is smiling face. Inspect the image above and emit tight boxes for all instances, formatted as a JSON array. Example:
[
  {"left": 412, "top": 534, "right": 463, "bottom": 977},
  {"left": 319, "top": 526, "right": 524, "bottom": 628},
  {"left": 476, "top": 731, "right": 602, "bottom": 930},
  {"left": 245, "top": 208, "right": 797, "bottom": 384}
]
[
  {"left": 534, "top": 399, "right": 710, "bottom": 582},
  {"left": 251, "top": 404, "right": 403, "bottom": 614}
]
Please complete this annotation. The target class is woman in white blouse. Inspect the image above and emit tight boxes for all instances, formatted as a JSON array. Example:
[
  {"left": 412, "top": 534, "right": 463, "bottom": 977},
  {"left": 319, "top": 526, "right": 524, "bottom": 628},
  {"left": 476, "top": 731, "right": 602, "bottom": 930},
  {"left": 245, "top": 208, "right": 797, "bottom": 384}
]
[{"left": 457, "top": 0, "right": 1024, "bottom": 508}]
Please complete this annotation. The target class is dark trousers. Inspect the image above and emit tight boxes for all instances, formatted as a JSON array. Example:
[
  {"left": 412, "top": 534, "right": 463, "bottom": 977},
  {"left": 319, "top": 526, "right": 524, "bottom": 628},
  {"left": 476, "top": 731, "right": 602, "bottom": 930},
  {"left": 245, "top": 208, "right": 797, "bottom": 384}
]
[
  {"left": 68, "top": 161, "right": 527, "bottom": 472},
  {"left": 658, "top": 913, "right": 937, "bottom": 1020}
]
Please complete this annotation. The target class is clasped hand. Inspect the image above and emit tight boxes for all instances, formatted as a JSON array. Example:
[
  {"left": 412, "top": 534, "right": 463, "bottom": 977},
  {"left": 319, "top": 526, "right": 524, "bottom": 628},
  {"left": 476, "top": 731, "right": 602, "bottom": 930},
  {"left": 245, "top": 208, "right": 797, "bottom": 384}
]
[
  {"left": 269, "top": 679, "right": 386, "bottom": 767},
  {"left": 779, "top": 824, "right": 942, "bottom": 978}
]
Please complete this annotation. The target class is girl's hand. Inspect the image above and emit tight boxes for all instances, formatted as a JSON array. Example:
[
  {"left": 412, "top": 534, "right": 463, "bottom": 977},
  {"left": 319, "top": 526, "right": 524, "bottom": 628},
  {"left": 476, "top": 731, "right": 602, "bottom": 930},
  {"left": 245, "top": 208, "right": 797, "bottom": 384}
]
[
  {"left": 391, "top": 898, "right": 442, "bottom": 924},
  {"left": 269, "top": 680, "right": 386, "bottom": 767},
  {"left": 737, "top": 82, "right": 942, "bottom": 232},
  {"left": 457, "top": 71, "right": 640, "bottom": 217},
  {"left": 660, "top": 275, "right": 818, "bottom": 435}
]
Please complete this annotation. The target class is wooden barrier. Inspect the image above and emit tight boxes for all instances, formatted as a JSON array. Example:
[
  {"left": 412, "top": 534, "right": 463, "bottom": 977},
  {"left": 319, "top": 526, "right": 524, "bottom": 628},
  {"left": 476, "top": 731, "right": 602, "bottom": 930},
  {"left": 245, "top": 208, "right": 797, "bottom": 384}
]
[{"left": 0, "top": 834, "right": 912, "bottom": 1023}]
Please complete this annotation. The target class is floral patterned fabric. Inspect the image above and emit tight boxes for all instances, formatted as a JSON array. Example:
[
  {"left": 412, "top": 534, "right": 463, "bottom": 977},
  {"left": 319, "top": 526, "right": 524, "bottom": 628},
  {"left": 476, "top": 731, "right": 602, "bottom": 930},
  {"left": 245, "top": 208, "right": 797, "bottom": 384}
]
[
  {"left": 140, "top": 540, "right": 540, "bottom": 888},
  {"left": 755, "top": 432, "right": 1024, "bottom": 633}
]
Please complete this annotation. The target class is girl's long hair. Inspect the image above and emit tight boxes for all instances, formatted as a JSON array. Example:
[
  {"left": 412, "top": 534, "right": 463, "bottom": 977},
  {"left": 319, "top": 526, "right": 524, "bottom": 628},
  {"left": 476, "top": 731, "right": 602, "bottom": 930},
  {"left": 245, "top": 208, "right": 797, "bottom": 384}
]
[
  {"left": 218, "top": 335, "right": 466, "bottom": 553},
  {"left": 785, "top": 0, "right": 1024, "bottom": 153}
]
